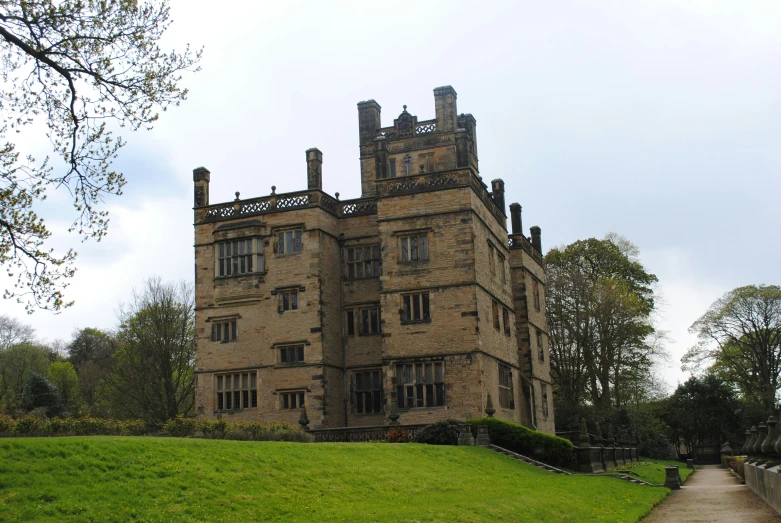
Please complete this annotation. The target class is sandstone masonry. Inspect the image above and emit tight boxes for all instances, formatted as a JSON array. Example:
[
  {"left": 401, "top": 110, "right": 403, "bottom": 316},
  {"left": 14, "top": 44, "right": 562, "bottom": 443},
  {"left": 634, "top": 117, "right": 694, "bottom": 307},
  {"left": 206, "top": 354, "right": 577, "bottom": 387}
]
[{"left": 192, "top": 86, "right": 555, "bottom": 434}]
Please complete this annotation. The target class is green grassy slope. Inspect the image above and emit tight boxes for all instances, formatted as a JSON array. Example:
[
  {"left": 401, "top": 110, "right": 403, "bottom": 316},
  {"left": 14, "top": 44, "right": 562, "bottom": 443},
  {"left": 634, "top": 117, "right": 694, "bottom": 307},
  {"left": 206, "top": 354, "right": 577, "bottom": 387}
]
[
  {"left": 627, "top": 459, "right": 694, "bottom": 485},
  {"left": 0, "top": 437, "right": 669, "bottom": 522}
]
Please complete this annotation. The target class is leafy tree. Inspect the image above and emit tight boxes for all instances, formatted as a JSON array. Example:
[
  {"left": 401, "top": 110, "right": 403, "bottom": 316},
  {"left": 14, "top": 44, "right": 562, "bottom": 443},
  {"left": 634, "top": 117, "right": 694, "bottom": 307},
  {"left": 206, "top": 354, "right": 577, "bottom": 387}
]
[
  {"left": 67, "top": 327, "right": 115, "bottom": 415},
  {"left": 21, "top": 371, "right": 62, "bottom": 417},
  {"left": 683, "top": 285, "right": 781, "bottom": 414},
  {"left": 0, "top": 0, "right": 201, "bottom": 312},
  {"left": 545, "top": 235, "right": 661, "bottom": 414},
  {"left": 0, "top": 341, "right": 51, "bottom": 412},
  {"left": 0, "top": 315, "right": 35, "bottom": 350},
  {"left": 48, "top": 360, "right": 82, "bottom": 415},
  {"left": 107, "top": 278, "right": 194, "bottom": 425},
  {"left": 662, "top": 375, "right": 744, "bottom": 460}
]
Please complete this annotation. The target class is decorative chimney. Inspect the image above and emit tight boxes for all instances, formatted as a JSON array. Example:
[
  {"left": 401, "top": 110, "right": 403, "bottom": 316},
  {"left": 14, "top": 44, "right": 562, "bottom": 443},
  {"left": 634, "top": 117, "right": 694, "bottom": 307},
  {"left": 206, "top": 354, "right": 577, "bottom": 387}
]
[
  {"left": 530, "top": 226, "right": 542, "bottom": 254},
  {"left": 491, "top": 179, "right": 506, "bottom": 216},
  {"left": 509, "top": 203, "right": 522, "bottom": 234},
  {"left": 433, "top": 86, "right": 457, "bottom": 132},
  {"left": 193, "top": 167, "right": 210, "bottom": 207},
  {"left": 306, "top": 148, "right": 323, "bottom": 191},
  {"left": 357, "top": 99, "right": 381, "bottom": 146}
]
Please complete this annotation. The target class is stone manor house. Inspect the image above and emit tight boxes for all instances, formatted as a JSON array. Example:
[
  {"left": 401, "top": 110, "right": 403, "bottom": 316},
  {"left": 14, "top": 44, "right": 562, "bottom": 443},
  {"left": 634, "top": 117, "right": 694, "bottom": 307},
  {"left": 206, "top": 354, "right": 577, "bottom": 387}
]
[{"left": 192, "top": 86, "right": 555, "bottom": 434}]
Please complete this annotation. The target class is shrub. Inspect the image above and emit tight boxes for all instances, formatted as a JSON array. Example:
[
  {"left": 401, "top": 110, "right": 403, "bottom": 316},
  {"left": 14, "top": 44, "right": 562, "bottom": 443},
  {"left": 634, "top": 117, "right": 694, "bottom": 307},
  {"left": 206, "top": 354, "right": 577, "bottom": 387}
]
[
  {"left": 412, "top": 419, "right": 461, "bottom": 445},
  {"left": 163, "top": 416, "right": 197, "bottom": 437},
  {"left": 0, "top": 414, "right": 15, "bottom": 434},
  {"left": 386, "top": 427, "right": 411, "bottom": 443},
  {"left": 181, "top": 418, "right": 311, "bottom": 442},
  {"left": 467, "top": 417, "right": 574, "bottom": 467}
]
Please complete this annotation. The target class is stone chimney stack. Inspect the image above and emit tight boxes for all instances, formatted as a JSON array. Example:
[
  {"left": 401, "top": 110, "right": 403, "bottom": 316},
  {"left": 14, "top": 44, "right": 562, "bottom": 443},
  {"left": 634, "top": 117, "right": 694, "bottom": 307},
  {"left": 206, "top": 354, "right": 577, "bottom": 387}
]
[
  {"left": 357, "top": 100, "right": 382, "bottom": 146},
  {"left": 491, "top": 179, "right": 506, "bottom": 216},
  {"left": 306, "top": 148, "right": 323, "bottom": 191},
  {"left": 193, "top": 167, "right": 210, "bottom": 207},
  {"left": 530, "top": 226, "right": 542, "bottom": 254},
  {"left": 434, "top": 86, "right": 458, "bottom": 131},
  {"left": 510, "top": 203, "right": 522, "bottom": 234}
]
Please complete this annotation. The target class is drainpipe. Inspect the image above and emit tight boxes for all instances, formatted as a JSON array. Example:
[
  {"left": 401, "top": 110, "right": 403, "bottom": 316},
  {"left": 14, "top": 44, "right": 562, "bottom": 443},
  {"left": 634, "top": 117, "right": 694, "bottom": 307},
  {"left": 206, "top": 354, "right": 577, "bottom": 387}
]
[{"left": 338, "top": 233, "right": 348, "bottom": 427}]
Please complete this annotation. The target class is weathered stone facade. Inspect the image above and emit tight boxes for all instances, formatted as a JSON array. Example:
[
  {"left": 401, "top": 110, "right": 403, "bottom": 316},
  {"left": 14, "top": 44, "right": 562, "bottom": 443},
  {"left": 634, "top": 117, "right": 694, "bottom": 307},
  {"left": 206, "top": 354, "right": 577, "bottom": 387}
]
[{"left": 192, "top": 86, "right": 555, "bottom": 434}]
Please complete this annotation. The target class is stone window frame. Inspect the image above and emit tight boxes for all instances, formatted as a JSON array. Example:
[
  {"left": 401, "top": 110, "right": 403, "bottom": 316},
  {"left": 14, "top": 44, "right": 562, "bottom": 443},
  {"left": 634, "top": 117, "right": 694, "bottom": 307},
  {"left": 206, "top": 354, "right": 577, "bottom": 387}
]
[
  {"left": 346, "top": 304, "right": 382, "bottom": 336},
  {"left": 401, "top": 292, "right": 431, "bottom": 324},
  {"left": 492, "top": 300, "right": 500, "bottom": 331},
  {"left": 488, "top": 241, "right": 496, "bottom": 277},
  {"left": 533, "top": 278, "right": 541, "bottom": 312},
  {"left": 345, "top": 244, "right": 382, "bottom": 280},
  {"left": 352, "top": 368, "right": 383, "bottom": 415},
  {"left": 389, "top": 158, "right": 397, "bottom": 178},
  {"left": 395, "top": 360, "right": 445, "bottom": 409},
  {"left": 279, "top": 390, "right": 306, "bottom": 410},
  {"left": 214, "top": 237, "right": 264, "bottom": 278},
  {"left": 498, "top": 252, "right": 506, "bottom": 283},
  {"left": 215, "top": 371, "right": 257, "bottom": 412},
  {"left": 209, "top": 315, "right": 240, "bottom": 343},
  {"left": 272, "top": 285, "right": 305, "bottom": 313},
  {"left": 498, "top": 363, "right": 514, "bottom": 410},
  {"left": 274, "top": 226, "right": 303, "bottom": 256},
  {"left": 279, "top": 345, "right": 305, "bottom": 366},
  {"left": 537, "top": 329, "right": 544, "bottom": 363},
  {"left": 418, "top": 152, "right": 435, "bottom": 174},
  {"left": 541, "top": 383, "right": 549, "bottom": 418},
  {"left": 503, "top": 307, "right": 511, "bottom": 337}
]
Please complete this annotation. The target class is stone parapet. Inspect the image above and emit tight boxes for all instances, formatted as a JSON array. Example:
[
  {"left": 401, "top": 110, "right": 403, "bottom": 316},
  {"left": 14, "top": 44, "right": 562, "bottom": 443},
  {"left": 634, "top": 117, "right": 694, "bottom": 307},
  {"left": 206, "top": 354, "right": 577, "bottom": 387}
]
[{"left": 745, "top": 463, "right": 781, "bottom": 514}]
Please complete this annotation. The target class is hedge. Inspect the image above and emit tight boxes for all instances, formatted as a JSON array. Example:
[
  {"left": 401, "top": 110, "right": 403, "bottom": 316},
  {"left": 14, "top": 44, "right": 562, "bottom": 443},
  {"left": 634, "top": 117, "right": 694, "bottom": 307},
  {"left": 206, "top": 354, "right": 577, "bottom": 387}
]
[
  {"left": 412, "top": 419, "right": 461, "bottom": 445},
  {"left": 467, "top": 417, "right": 574, "bottom": 467},
  {"left": 0, "top": 414, "right": 146, "bottom": 436},
  {"left": 163, "top": 417, "right": 312, "bottom": 442}
]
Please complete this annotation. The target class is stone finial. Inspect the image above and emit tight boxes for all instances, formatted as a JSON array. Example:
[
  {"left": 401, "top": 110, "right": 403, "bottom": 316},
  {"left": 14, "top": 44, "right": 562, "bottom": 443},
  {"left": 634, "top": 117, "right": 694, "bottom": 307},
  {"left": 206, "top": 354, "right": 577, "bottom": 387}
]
[
  {"left": 607, "top": 426, "right": 616, "bottom": 447},
  {"left": 742, "top": 429, "right": 752, "bottom": 455},
  {"left": 485, "top": 393, "right": 496, "bottom": 417},
  {"left": 271, "top": 186, "right": 276, "bottom": 195},
  {"left": 762, "top": 415, "right": 777, "bottom": 456},
  {"left": 298, "top": 405, "right": 310, "bottom": 431},
  {"left": 234, "top": 191, "right": 240, "bottom": 201},
  {"left": 388, "top": 399, "right": 400, "bottom": 425},
  {"left": 594, "top": 421, "right": 604, "bottom": 447},
  {"left": 334, "top": 192, "right": 340, "bottom": 200},
  {"left": 754, "top": 423, "right": 767, "bottom": 456},
  {"left": 579, "top": 418, "right": 590, "bottom": 448}
]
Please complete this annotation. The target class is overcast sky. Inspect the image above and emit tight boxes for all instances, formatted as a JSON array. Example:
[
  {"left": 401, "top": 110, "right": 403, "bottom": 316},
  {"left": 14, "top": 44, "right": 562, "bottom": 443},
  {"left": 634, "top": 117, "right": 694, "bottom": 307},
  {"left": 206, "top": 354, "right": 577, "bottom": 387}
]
[{"left": 1, "top": 0, "right": 779, "bottom": 391}]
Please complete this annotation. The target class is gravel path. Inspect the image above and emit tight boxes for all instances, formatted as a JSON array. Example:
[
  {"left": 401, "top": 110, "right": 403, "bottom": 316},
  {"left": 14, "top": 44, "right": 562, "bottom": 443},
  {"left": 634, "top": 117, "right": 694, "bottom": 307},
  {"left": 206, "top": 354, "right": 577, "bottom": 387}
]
[{"left": 643, "top": 465, "right": 781, "bottom": 522}]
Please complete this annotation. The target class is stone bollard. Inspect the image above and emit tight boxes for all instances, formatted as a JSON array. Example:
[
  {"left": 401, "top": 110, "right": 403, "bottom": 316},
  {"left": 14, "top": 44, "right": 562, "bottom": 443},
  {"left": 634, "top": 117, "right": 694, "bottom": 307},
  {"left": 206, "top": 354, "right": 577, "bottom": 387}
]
[
  {"left": 686, "top": 459, "right": 694, "bottom": 469},
  {"left": 476, "top": 425, "right": 491, "bottom": 447},
  {"left": 664, "top": 466, "right": 681, "bottom": 489},
  {"left": 458, "top": 424, "right": 475, "bottom": 446}
]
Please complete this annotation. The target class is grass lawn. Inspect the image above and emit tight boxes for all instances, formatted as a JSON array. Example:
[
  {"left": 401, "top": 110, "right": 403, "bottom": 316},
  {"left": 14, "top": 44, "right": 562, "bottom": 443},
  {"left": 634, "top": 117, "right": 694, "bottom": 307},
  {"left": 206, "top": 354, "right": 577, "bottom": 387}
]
[
  {"left": 621, "top": 459, "right": 694, "bottom": 485},
  {"left": 0, "top": 437, "right": 670, "bottom": 522}
]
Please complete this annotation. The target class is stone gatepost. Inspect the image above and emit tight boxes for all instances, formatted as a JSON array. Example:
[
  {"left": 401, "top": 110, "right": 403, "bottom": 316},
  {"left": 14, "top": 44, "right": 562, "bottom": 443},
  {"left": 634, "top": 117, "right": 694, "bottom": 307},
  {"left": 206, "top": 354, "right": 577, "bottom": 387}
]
[
  {"left": 476, "top": 425, "right": 491, "bottom": 447},
  {"left": 458, "top": 424, "right": 475, "bottom": 446},
  {"left": 664, "top": 466, "right": 681, "bottom": 489}
]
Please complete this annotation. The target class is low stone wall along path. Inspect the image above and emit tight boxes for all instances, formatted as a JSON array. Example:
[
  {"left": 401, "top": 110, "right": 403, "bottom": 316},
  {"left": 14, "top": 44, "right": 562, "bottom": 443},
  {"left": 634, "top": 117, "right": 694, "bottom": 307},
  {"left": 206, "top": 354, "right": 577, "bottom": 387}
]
[{"left": 644, "top": 465, "right": 781, "bottom": 522}]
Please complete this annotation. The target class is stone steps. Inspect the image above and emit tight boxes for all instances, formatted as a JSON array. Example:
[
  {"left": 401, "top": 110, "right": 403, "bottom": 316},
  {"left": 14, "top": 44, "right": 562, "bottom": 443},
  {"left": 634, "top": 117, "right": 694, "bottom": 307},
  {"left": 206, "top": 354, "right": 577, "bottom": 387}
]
[{"left": 488, "top": 444, "right": 658, "bottom": 486}]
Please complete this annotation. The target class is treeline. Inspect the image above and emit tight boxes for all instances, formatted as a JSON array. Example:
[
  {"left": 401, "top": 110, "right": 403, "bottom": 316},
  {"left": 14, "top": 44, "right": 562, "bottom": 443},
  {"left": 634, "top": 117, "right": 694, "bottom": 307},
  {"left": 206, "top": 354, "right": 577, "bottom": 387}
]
[
  {"left": 547, "top": 234, "right": 779, "bottom": 459},
  {"left": 0, "top": 278, "right": 195, "bottom": 427}
]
